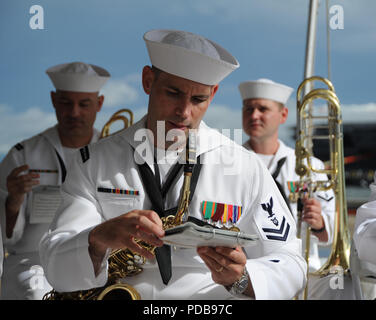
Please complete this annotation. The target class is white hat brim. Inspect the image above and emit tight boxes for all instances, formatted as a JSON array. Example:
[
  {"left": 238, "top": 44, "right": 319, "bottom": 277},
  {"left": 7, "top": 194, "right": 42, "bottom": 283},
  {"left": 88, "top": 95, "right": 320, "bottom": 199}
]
[
  {"left": 239, "top": 81, "right": 294, "bottom": 105},
  {"left": 144, "top": 29, "right": 239, "bottom": 85},
  {"left": 46, "top": 63, "right": 110, "bottom": 93}
]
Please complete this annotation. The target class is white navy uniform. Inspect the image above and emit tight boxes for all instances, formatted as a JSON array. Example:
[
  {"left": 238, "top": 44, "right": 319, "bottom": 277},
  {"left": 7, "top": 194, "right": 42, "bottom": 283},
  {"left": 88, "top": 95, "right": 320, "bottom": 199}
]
[
  {"left": 368, "top": 172, "right": 376, "bottom": 202},
  {"left": 244, "top": 140, "right": 349, "bottom": 299},
  {"left": 244, "top": 139, "right": 335, "bottom": 273},
  {"left": 354, "top": 199, "right": 376, "bottom": 265},
  {"left": 354, "top": 172, "right": 376, "bottom": 269},
  {"left": 0, "top": 125, "right": 100, "bottom": 299},
  {"left": 40, "top": 117, "right": 307, "bottom": 300},
  {"left": 352, "top": 175, "right": 376, "bottom": 300}
]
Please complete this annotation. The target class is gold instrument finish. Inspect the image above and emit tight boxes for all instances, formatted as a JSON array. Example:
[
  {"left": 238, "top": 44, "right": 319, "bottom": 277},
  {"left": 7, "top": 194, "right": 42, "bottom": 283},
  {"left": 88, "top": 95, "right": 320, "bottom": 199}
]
[
  {"left": 43, "top": 130, "right": 196, "bottom": 300},
  {"left": 294, "top": 76, "right": 351, "bottom": 299},
  {"left": 100, "top": 108, "right": 134, "bottom": 138},
  {"left": 173, "top": 130, "right": 197, "bottom": 225}
]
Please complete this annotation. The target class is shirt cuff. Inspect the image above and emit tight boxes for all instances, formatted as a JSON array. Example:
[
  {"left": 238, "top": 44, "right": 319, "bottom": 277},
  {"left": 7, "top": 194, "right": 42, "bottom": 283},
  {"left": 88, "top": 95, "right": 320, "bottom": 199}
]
[{"left": 75, "top": 227, "right": 110, "bottom": 288}]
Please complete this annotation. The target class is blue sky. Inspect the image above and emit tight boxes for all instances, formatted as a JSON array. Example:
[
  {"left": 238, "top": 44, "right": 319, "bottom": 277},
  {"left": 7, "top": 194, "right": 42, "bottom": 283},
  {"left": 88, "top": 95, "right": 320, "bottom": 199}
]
[{"left": 0, "top": 0, "right": 375, "bottom": 159}]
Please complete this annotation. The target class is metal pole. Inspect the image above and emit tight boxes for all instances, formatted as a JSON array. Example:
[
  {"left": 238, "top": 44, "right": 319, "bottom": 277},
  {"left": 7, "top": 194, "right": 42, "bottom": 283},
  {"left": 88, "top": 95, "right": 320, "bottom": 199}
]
[
  {"left": 300, "top": 0, "right": 320, "bottom": 153},
  {"left": 303, "top": 0, "right": 320, "bottom": 87}
]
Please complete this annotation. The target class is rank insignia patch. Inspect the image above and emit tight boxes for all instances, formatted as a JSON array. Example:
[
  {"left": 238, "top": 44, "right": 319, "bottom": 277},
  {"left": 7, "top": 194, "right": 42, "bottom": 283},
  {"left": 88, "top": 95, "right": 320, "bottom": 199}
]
[
  {"left": 262, "top": 216, "right": 290, "bottom": 241},
  {"left": 259, "top": 196, "right": 290, "bottom": 242},
  {"left": 201, "top": 201, "right": 242, "bottom": 223},
  {"left": 317, "top": 193, "right": 334, "bottom": 202},
  {"left": 261, "top": 197, "right": 279, "bottom": 226}
]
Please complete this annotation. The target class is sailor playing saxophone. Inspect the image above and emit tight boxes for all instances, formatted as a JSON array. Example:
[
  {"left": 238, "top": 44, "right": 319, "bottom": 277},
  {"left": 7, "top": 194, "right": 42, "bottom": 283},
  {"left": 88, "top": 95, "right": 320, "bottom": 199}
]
[{"left": 40, "top": 29, "right": 306, "bottom": 299}]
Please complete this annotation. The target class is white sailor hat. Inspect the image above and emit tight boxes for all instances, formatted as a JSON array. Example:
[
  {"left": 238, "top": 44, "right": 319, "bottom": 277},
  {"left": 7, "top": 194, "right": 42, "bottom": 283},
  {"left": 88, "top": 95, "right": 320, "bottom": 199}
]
[
  {"left": 143, "top": 29, "right": 239, "bottom": 85},
  {"left": 46, "top": 62, "right": 110, "bottom": 93},
  {"left": 238, "top": 78, "right": 294, "bottom": 105}
]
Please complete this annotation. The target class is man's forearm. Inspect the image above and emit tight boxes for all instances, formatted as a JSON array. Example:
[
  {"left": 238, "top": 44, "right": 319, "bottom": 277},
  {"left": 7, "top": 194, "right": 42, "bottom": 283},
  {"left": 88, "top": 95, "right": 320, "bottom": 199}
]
[{"left": 88, "top": 229, "right": 108, "bottom": 276}]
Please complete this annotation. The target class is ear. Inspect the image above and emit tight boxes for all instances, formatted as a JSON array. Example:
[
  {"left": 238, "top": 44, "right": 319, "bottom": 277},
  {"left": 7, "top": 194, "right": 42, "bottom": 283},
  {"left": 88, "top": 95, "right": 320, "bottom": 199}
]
[
  {"left": 142, "top": 65, "right": 154, "bottom": 95},
  {"left": 280, "top": 106, "right": 288, "bottom": 124},
  {"left": 209, "top": 84, "right": 219, "bottom": 103},
  {"left": 50, "top": 91, "right": 57, "bottom": 109},
  {"left": 97, "top": 95, "right": 104, "bottom": 112}
]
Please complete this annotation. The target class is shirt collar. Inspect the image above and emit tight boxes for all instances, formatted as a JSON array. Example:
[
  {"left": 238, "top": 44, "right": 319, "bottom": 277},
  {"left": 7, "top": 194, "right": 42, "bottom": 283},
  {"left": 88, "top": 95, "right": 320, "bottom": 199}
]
[{"left": 119, "top": 115, "right": 231, "bottom": 170}]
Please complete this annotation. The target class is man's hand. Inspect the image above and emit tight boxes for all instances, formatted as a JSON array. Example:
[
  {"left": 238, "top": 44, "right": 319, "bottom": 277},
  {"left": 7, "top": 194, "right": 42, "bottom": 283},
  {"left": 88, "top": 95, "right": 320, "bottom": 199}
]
[
  {"left": 197, "top": 246, "right": 255, "bottom": 297},
  {"left": 303, "top": 197, "right": 328, "bottom": 242},
  {"left": 6, "top": 164, "right": 39, "bottom": 237},
  {"left": 88, "top": 210, "right": 165, "bottom": 275}
]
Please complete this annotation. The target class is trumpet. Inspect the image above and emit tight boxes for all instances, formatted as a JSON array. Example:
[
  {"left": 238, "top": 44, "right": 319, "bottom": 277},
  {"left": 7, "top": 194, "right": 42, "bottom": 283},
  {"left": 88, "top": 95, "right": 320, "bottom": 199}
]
[
  {"left": 294, "top": 76, "right": 350, "bottom": 299},
  {"left": 100, "top": 108, "right": 134, "bottom": 138}
]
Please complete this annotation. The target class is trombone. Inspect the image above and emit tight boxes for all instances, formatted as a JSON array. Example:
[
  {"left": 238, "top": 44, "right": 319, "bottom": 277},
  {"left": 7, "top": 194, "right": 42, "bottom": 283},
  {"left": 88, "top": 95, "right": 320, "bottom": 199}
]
[
  {"left": 100, "top": 108, "right": 134, "bottom": 138},
  {"left": 294, "top": 76, "right": 351, "bottom": 299}
]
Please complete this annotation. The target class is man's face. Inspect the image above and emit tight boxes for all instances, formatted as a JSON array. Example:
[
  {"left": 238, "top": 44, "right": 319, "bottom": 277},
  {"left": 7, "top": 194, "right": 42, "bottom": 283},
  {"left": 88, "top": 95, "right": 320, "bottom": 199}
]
[
  {"left": 242, "top": 98, "right": 288, "bottom": 142},
  {"left": 142, "top": 66, "right": 218, "bottom": 148},
  {"left": 51, "top": 90, "right": 103, "bottom": 138}
]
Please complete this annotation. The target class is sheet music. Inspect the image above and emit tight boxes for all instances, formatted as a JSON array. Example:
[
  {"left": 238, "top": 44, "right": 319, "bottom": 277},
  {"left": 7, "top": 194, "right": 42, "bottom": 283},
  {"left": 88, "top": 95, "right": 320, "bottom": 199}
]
[
  {"left": 162, "top": 222, "right": 258, "bottom": 248},
  {"left": 30, "top": 185, "right": 62, "bottom": 224}
]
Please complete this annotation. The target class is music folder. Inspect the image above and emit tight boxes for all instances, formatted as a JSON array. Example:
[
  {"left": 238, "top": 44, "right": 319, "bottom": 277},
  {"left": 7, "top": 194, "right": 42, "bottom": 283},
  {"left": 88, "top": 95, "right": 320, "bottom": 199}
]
[{"left": 162, "top": 221, "right": 258, "bottom": 248}]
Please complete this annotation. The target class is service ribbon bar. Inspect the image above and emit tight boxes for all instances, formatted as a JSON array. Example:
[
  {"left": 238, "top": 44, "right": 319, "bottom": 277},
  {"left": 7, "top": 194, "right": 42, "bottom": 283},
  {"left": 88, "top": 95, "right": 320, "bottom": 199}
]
[
  {"left": 97, "top": 187, "right": 139, "bottom": 195},
  {"left": 202, "top": 201, "right": 242, "bottom": 223},
  {"left": 287, "top": 181, "right": 310, "bottom": 194},
  {"left": 287, "top": 181, "right": 298, "bottom": 193},
  {"left": 30, "top": 169, "right": 58, "bottom": 174}
]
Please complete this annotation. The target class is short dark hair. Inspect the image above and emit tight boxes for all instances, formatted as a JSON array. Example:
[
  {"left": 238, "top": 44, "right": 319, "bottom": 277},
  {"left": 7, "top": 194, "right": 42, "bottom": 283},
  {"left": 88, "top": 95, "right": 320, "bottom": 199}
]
[
  {"left": 276, "top": 102, "right": 285, "bottom": 110},
  {"left": 151, "top": 65, "right": 162, "bottom": 80}
]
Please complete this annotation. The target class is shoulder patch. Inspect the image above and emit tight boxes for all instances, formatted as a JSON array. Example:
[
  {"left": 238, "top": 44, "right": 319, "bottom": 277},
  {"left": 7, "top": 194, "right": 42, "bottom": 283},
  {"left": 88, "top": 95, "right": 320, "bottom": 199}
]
[
  {"left": 317, "top": 193, "right": 334, "bottom": 202},
  {"left": 80, "top": 145, "right": 90, "bottom": 163},
  {"left": 14, "top": 143, "right": 24, "bottom": 151},
  {"left": 255, "top": 195, "right": 291, "bottom": 242},
  {"left": 262, "top": 216, "right": 290, "bottom": 241}
]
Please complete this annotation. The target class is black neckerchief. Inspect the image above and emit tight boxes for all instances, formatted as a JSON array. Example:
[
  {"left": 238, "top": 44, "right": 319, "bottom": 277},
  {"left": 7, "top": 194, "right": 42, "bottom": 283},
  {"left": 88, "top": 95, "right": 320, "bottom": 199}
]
[{"left": 136, "top": 152, "right": 202, "bottom": 285}]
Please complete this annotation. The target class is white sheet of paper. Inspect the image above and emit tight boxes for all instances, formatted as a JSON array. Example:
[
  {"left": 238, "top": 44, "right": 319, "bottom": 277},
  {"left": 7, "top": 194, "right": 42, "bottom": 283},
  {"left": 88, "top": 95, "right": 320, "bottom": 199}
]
[{"left": 30, "top": 185, "right": 62, "bottom": 224}]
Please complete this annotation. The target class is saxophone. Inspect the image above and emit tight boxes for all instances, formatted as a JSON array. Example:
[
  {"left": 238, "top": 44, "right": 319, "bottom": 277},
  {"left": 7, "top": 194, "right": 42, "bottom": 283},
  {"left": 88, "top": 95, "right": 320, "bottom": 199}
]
[{"left": 43, "top": 131, "right": 197, "bottom": 300}]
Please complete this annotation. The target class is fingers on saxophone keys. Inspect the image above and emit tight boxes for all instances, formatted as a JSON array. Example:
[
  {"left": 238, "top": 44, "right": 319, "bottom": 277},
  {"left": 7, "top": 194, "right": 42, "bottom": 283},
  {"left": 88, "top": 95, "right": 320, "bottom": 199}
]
[
  {"left": 132, "top": 229, "right": 164, "bottom": 248},
  {"left": 136, "top": 212, "right": 165, "bottom": 238},
  {"left": 128, "top": 240, "right": 155, "bottom": 260}
]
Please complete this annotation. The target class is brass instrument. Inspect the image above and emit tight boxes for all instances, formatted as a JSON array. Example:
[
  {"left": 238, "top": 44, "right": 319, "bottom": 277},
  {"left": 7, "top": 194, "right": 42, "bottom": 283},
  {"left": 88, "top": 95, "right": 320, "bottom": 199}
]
[
  {"left": 43, "top": 131, "right": 197, "bottom": 300},
  {"left": 100, "top": 108, "right": 134, "bottom": 138},
  {"left": 294, "top": 76, "right": 351, "bottom": 299}
]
